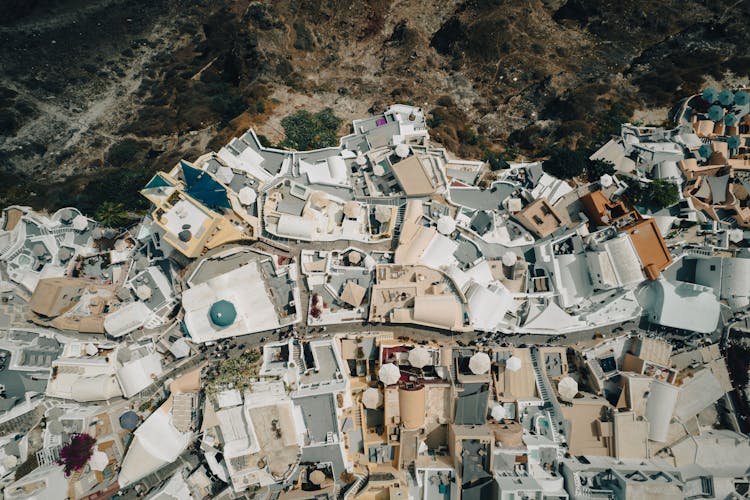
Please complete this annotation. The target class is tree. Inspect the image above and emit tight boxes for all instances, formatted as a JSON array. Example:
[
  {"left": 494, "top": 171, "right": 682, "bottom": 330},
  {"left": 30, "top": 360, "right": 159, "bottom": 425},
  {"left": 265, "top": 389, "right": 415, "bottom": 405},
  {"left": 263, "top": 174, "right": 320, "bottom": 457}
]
[
  {"left": 542, "top": 148, "right": 586, "bottom": 179},
  {"left": 586, "top": 159, "right": 615, "bottom": 182},
  {"left": 625, "top": 179, "right": 679, "bottom": 209},
  {"left": 648, "top": 179, "right": 679, "bottom": 208},
  {"left": 95, "top": 201, "right": 128, "bottom": 228},
  {"left": 58, "top": 433, "right": 96, "bottom": 476},
  {"left": 485, "top": 151, "right": 510, "bottom": 171}
]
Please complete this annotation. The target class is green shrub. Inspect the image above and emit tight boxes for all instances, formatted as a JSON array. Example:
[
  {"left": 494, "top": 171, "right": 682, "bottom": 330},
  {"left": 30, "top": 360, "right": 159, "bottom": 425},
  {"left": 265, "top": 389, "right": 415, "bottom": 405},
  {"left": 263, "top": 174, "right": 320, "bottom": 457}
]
[
  {"left": 542, "top": 148, "right": 587, "bottom": 179},
  {"left": 279, "top": 108, "right": 341, "bottom": 150},
  {"left": 586, "top": 159, "right": 615, "bottom": 182}
]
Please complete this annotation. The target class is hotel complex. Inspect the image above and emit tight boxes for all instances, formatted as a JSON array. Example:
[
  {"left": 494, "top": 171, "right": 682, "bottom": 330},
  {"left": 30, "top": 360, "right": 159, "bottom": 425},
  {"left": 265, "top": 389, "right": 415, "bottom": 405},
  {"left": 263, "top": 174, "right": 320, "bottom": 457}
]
[{"left": 0, "top": 91, "right": 750, "bottom": 499}]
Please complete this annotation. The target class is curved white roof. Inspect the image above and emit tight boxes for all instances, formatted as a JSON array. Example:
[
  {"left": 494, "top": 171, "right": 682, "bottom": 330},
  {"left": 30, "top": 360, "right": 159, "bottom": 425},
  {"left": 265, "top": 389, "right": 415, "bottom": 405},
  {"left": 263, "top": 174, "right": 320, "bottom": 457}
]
[
  {"left": 277, "top": 214, "right": 314, "bottom": 241},
  {"left": 116, "top": 352, "right": 163, "bottom": 398},
  {"left": 523, "top": 301, "right": 584, "bottom": 332},
  {"left": 326, "top": 156, "right": 348, "bottom": 183},
  {"left": 645, "top": 380, "right": 679, "bottom": 442},
  {"left": 649, "top": 279, "right": 720, "bottom": 334},
  {"left": 466, "top": 281, "right": 514, "bottom": 332},
  {"left": 118, "top": 409, "right": 190, "bottom": 487},
  {"left": 70, "top": 375, "right": 122, "bottom": 402}
]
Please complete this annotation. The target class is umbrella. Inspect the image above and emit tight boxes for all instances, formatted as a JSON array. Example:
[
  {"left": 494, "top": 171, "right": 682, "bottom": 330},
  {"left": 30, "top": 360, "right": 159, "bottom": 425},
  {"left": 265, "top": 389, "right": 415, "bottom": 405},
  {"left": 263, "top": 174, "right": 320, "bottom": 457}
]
[
  {"left": 31, "top": 243, "right": 47, "bottom": 257},
  {"left": 72, "top": 215, "right": 89, "bottom": 231},
  {"left": 491, "top": 403, "right": 506, "bottom": 421},
  {"left": 502, "top": 251, "right": 517, "bottom": 267},
  {"left": 348, "top": 251, "right": 362, "bottom": 265},
  {"left": 729, "top": 229, "right": 744, "bottom": 243},
  {"left": 395, "top": 143, "right": 410, "bottom": 158},
  {"left": 238, "top": 187, "right": 257, "bottom": 205},
  {"left": 170, "top": 338, "right": 191, "bottom": 359},
  {"left": 216, "top": 166, "right": 234, "bottom": 184},
  {"left": 48, "top": 420, "right": 63, "bottom": 434},
  {"left": 506, "top": 356, "right": 522, "bottom": 372},
  {"left": 59, "top": 209, "right": 74, "bottom": 224},
  {"left": 372, "top": 163, "right": 385, "bottom": 176},
  {"left": 119, "top": 411, "right": 139, "bottom": 430},
  {"left": 702, "top": 88, "right": 717, "bottom": 103},
  {"left": 719, "top": 89, "right": 735, "bottom": 106},
  {"left": 468, "top": 352, "right": 491, "bottom": 375},
  {"left": 728, "top": 136, "right": 742, "bottom": 150},
  {"left": 600, "top": 173, "right": 613, "bottom": 187},
  {"left": 436, "top": 216, "right": 456, "bottom": 235},
  {"left": 698, "top": 144, "right": 713, "bottom": 158},
  {"left": 89, "top": 450, "right": 108, "bottom": 472},
  {"left": 362, "top": 387, "right": 383, "bottom": 409},
  {"left": 116, "top": 288, "right": 131, "bottom": 301},
  {"left": 135, "top": 284, "right": 152, "bottom": 301},
  {"left": 408, "top": 347, "right": 431, "bottom": 368},
  {"left": 102, "top": 228, "right": 116, "bottom": 239},
  {"left": 557, "top": 376, "right": 578, "bottom": 402},
  {"left": 708, "top": 105, "right": 724, "bottom": 122},
  {"left": 85, "top": 344, "right": 98, "bottom": 356},
  {"left": 735, "top": 90, "right": 750, "bottom": 106},
  {"left": 58, "top": 247, "right": 74, "bottom": 262},
  {"left": 355, "top": 155, "right": 368, "bottom": 166},
  {"left": 309, "top": 470, "right": 326, "bottom": 485},
  {"left": 379, "top": 363, "right": 401, "bottom": 386},
  {"left": 725, "top": 113, "right": 739, "bottom": 126},
  {"left": 92, "top": 227, "right": 104, "bottom": 240},
  {"left": 374, "top": 205, "right": 392, "bottom": 223}
]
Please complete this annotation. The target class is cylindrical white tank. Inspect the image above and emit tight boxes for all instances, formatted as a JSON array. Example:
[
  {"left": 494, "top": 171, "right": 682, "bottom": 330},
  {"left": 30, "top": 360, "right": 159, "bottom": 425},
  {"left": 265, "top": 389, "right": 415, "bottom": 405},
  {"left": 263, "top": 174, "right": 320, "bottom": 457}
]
[{"left": 645, "top": 380, "right": 680, "bottom": 442}]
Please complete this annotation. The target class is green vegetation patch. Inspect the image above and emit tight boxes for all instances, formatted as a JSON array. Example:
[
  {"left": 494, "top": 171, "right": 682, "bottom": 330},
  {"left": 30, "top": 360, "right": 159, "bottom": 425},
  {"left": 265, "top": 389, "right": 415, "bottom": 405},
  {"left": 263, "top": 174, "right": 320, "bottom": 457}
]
[{"left": 279, "top": 108, "right": 341, "bottom": 151}]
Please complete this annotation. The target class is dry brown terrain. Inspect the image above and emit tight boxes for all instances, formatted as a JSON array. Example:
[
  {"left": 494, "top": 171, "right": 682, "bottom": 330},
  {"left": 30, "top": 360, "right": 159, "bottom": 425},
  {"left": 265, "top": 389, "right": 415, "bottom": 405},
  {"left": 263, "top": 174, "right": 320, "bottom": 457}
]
[{"left": 0, "top": 0, "right": 749, "bottom": 216}]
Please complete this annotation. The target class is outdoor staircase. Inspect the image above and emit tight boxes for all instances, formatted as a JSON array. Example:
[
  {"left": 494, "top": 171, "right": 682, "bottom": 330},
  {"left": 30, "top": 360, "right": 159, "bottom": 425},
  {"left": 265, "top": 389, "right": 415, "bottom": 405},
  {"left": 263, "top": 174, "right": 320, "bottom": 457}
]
[
  {"left": 292, "top": 341, "right": 304, "bottom": 375},
  {"left": 341, "top": 473, "right": 367, "bottom": 500},
  {"left": 529, "top": 348, "right": 566, "bottom": 452},
  {"left": 392, "top": 204, "right": 407, "bottom": 239},
  {"left": 353, "top": 402, "right": 363, "bottom": 429}
]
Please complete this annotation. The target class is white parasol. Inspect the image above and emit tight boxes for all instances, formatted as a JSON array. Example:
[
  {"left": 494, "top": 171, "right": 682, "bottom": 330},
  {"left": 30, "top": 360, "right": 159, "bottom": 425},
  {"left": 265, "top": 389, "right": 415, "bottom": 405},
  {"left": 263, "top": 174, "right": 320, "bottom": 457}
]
[
  {"left": 374, "top": 205, "right": 392, "bottom": 223},
  {"left": 135, "top": 284, "right": 152, "bottom": 301},
  {"left": 469, "top": 352, "right": 491, "bottom": 375},
  {"left": 395, "top": 143, "right": 411, "bottom": 158},
  {"left": 216, "top": 166, "right": 234, "bottom": 184},
  {"left": 502, "top": 251, "right": 517, "bottom": 267},
  {"left": 379, "top": 363, "right": 401, "bottom": 386},
  {"left": 72, "top": 215, "right": 89, "bottom": 231},
  {"left": 239, "top": 187, "right": 257, "bottom": 205},
  {"left": 408, "top": 347, "right": 431, "bottom": 368},
  {"left": 436, "top": 216, "right": 456, "bottom": 235},
  {"left": 89, "top": 450, "right": 108, "bottom": 472},
  {"left": 361, "top": 387, "right": 384, "bottom": 409},
  {"left": 491, "top": 403, "right": 506, "bottom": 421},
  {"left": 506, "top": 355, "right": 522, "bottom": 372},
  {"left": 557, "top": 376, "right": 578, "bottom": 402}
]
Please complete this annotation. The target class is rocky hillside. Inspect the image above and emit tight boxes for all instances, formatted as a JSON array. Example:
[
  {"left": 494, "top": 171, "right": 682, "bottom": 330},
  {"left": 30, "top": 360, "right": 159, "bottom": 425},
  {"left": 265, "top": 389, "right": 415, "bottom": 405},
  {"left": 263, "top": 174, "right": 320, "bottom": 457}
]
[{"left": 1, "top": 0, "right": 749, "bottom": 216}]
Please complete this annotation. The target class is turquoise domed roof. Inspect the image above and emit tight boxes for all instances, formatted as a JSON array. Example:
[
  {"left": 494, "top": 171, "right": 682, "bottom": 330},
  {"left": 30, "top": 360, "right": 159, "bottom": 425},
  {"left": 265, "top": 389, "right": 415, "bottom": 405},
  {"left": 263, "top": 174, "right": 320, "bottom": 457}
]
[{"left": 210, "top": 300, "right": 236, "bottom": 327}]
